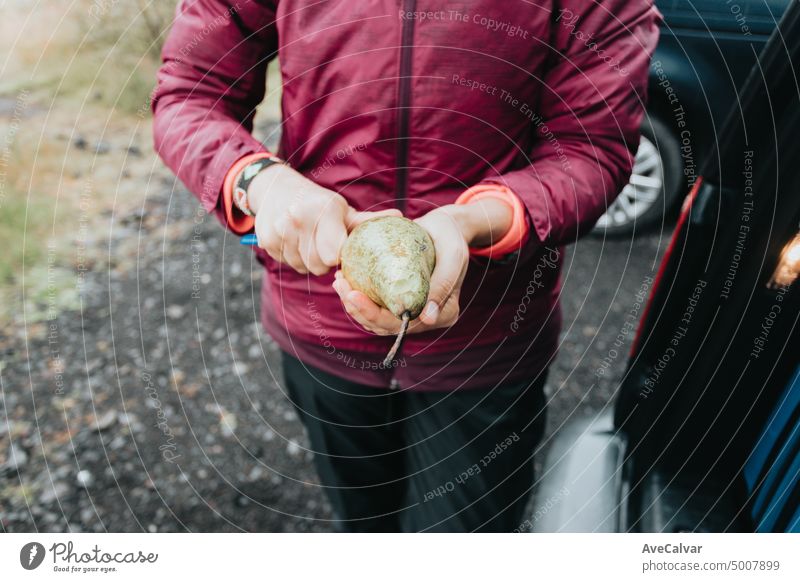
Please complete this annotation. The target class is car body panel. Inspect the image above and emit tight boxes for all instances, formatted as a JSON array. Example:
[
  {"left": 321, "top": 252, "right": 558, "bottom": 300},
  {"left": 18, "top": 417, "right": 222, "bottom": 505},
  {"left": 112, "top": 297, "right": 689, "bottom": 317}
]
[
  {"left": 532, "top": 412, "right": 624, "bottom": 533},
  {"left": 743, "top": 364, "right": 800, "bottom": 532},
  {"left": 648, "top": 0, "right": 784, "bottom": 168},
  {"left": 598, "top": 0, "right": 788, "bottom": 233},
  {"left": 536, "top": 1, "right": 800, "bottom": 532}
]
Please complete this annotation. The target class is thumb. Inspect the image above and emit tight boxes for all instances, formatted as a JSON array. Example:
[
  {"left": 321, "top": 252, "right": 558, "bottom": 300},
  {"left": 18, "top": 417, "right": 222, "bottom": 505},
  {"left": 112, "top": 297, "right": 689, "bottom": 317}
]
[
  {"left": 419, "top": 237, "right": 468, "bottom": 326},
  {"left": 345, "top": 207, "right": 402, "bottom": 232},
  {"left": 420, "top": 268, "right": 461, "bottom": 325}
]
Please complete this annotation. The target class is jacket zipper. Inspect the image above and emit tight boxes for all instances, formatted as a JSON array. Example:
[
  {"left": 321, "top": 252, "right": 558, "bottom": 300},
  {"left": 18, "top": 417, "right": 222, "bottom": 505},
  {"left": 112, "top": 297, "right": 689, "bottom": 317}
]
[{"left": 395, "top": 0, "right": 416, "bottom": 213}]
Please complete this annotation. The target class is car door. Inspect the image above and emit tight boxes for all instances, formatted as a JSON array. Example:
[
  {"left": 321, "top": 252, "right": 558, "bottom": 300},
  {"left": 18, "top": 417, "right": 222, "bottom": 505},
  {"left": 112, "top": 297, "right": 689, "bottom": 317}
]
[{"left": 534, "top": 0, "right": 800, "bottom": 532}]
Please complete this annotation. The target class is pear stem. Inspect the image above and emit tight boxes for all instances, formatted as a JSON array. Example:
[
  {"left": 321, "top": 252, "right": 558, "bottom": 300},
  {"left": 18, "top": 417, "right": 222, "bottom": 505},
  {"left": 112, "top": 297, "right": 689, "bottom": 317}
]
[{"left": 383, "top": 311, "right": 410, "bottom": 368}]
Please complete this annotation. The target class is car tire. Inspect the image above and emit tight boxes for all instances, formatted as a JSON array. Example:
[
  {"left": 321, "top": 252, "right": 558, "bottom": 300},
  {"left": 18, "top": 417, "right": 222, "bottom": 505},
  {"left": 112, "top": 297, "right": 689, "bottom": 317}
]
[{"left": 594, "top": 114, "right": 685, "bottom": 237}]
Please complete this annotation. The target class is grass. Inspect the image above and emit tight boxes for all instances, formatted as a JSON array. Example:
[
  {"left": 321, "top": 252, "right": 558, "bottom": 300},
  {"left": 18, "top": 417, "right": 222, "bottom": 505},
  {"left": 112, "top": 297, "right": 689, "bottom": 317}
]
[
  {"left": 0, "top": 190, "right": 57, "bottom": 284},
  {"left": 0, "top": 1, "right": 177, "bottom": 324}
]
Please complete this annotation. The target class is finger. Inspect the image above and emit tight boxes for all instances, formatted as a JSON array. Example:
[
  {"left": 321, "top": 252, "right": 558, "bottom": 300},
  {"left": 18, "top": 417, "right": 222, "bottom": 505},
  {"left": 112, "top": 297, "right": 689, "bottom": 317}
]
[
  {"left": 341, "top": 299, "right": 386, "bottom": 335},
  {"left": 307, "top": 246, "right": 330, "bottom": 276},
  {"left": 426, "top": 290, "right": 460, "bottom": 329},
  {"left": 333, "top": 272, "right": 400, "bottom": 334},
  {"left": 301, "top": 228, "right": 329, "bottom": 276},
  {"left": 346, "top": 290, "right": 401, "bottom": 334},
  {"left": 258, "top": 229, "right": 282, "bottom": 264},
  {"left": 275, "top": 215, "right": 308, "bottom": 274},
  {"left": 413, "top": 288, "right": 460, "bottom": 331},
  {"left": 315, "top": 213, "right": 348, "bottom": 268},
  {"left": 331, "top": 273, "right": 352, "bottom": 301},
  {"left": 333, "top": 277, "right": 373, "bottom": 328},
  {"left": 256, "top": 214, "right": 281, "bottom": 256},
  {"left": 338, "top": 292, "right": 393, "bottom": 335},
  {"left": 286, "top": 202, "right": 325, "bottom": 274},
  {"left": 344, "top": 207, "right": 402, "bottom": 231},
  {"left": 421, "top": 242, "right": 468, "bottom": 325}
]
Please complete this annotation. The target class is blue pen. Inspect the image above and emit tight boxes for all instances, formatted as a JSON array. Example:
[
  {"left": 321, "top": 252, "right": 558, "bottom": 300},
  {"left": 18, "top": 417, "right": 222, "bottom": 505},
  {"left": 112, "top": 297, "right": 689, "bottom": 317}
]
[{"left": 240, "top": 234, "right": 259, "bottom": 246}]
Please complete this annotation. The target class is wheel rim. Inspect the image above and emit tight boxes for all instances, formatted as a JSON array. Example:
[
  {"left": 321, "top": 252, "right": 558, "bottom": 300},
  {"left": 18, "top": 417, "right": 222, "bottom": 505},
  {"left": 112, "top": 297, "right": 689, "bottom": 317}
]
[{"left": 596, "top": 135, "right": 665, "bottom": 229}]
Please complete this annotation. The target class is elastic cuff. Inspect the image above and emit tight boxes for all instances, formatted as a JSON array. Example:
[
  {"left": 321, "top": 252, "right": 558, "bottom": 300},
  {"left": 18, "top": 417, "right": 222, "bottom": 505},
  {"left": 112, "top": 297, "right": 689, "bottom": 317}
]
[
  {"left": 221, "top": 152, "right": 274, "bottom": 235},
  {"left": 455, "top": 184, "right": 529, "bottom": 259}
]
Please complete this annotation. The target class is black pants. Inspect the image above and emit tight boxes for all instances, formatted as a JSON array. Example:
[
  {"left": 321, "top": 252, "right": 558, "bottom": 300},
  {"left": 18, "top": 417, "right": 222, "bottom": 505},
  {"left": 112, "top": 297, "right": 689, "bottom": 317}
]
[{"left": 281, "top": 353, "right": 548, "bottom": 532}]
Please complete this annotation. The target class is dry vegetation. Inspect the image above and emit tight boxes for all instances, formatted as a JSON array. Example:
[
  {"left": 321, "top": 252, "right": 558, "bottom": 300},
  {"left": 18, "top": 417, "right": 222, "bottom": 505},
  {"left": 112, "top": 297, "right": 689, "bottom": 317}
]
[{"left": 0, "top": 0, "right": 280, "bottom": 324}]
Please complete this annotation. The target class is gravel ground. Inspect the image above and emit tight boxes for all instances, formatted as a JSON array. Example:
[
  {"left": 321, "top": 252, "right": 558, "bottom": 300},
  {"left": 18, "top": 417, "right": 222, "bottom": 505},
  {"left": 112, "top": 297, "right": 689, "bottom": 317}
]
[{"left": 0, "top": 178, "right": 671, "bottom": 532}]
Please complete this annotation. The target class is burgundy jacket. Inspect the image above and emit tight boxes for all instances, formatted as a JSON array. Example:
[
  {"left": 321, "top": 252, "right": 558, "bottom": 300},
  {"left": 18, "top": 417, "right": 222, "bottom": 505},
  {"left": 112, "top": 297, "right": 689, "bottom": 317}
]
[{"left": 153, "top": 0, "right": 659, "bottom": 391}]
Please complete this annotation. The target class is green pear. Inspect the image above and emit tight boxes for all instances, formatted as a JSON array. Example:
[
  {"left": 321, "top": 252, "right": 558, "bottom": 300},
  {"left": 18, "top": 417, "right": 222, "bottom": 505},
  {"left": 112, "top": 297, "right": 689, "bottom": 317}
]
[
  {"left": 342, "top": 216, "right": 435, "bottom": 318},
  {"left": 341, "top": 216, "right": 436, "bottom": 364}
]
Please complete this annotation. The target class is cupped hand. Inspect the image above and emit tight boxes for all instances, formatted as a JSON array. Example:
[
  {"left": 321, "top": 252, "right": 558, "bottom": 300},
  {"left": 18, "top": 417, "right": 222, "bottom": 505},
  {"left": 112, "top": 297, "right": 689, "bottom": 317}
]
[
  {"left": 250, "top": 164, "right": 399, "bottom": 275},
  {"left": 332, "top": 205, "right": 471, "bottom": 335}
]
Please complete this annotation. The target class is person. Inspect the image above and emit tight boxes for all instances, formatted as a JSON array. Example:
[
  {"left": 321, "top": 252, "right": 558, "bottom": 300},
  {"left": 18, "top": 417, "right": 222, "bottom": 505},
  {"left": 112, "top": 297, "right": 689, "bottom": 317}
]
[{"left": 153, "top": 0, "right": 659, "bottom": 532}]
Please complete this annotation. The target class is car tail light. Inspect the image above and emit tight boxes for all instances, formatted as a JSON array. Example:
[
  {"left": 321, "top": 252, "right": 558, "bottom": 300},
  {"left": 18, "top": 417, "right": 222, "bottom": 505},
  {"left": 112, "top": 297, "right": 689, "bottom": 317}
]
[{"left": 768, "top": 231, "right": 800, "bottom": 288}]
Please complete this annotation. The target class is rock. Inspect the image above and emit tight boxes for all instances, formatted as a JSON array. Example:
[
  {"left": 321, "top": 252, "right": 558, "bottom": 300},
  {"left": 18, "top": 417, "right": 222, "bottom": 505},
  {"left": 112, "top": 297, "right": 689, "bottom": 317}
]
[
  {"left": 109, "top": 436, "right": 127, "bottom": 450},
  {"left": 117, "top": 412, "right": 137, "bottom": 427},
  {"left": 0, "top": 442, "right": 28, "bottom": 476},
  {"left": 80, "top": 508, "right": 96, "bottom": 524},
  {"left": 92, "top": 409, "right": 117, "bottom": 432},
  {"left": 166, "top": 305, "right": 185, "bottom": 320},
  {"left": 76, "top": 470, "right": 94, "bottom": 488},
  {"left": 247, "top": 466, "right": 265, "bottom": 481},
  {"left": 126, "top": 145, "right": 142, "bottom": 157},
  {"left": 220, "top": 410, "right": 237, "bottom": 438},
  {"left": 286, "top": 441, "right": 302, "bottom": 457},
  {"left": 73, "top": 135, "right": 88, "bottom": 150},
  {"left": 94, "top": 141, "right": 111, "bottom": 155},
  {"left": 40, "top": 481, "right": 70, "bottom": 504},
  {"left": 53, "top": 465, "right": 71, "bottom": 480}
]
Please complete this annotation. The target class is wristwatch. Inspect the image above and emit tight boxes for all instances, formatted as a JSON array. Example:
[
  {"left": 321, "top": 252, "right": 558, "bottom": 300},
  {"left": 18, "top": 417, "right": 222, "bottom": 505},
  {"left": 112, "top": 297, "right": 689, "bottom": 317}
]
[{"left": 232, "top": 156, "right": 284, "bottom": 216}]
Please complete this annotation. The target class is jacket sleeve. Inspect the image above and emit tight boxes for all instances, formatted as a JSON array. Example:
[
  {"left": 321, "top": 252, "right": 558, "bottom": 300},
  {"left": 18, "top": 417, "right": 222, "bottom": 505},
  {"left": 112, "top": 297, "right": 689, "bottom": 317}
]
[
  {"left": 483, "top": 0, "right": 660, "bottom": 246},
  {"left": 152, "top": 0, "right": 278, "bottom": 224}
]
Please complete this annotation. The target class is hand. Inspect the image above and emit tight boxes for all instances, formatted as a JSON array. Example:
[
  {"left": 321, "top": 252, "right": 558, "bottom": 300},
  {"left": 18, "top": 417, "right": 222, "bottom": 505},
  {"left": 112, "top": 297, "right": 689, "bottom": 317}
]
[
  {"left": 249, "top": 164, "right": 399, "bottom": 275},
  {"left": 332, "top": 199, "right": 513, "bottom": 334}
]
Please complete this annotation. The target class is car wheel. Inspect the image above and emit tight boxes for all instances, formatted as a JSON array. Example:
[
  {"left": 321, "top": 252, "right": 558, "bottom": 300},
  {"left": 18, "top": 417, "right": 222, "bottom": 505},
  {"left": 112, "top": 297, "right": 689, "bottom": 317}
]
[{"left": 594, "top": 114, "right": 684, "bottom": 236}]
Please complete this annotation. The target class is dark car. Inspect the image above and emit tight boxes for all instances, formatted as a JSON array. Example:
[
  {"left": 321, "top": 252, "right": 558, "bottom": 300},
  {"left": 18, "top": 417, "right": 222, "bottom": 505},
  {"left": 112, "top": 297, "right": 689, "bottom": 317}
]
[
  {"left": 534, "top": 1, "right": 800, "bottom": 532},
  {"left": 597, "top": 0, "right": 790, "bottom": 235}
]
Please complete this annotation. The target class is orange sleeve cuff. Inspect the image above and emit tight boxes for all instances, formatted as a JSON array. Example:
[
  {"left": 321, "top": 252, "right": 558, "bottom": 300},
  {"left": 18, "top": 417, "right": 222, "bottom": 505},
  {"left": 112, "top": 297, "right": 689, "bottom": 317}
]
[
  {"left": 454, "top": 184, "right": 529, "bottom": 259},
  {"left": 221, "top": 152, "right": 273, "bottom": 235}
]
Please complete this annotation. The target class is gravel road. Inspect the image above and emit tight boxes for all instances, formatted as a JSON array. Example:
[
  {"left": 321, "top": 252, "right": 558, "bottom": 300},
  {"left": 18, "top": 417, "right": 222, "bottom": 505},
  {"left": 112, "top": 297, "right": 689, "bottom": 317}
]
[{"left": 0, "top": 178, "right": 671, "bottom": 532}]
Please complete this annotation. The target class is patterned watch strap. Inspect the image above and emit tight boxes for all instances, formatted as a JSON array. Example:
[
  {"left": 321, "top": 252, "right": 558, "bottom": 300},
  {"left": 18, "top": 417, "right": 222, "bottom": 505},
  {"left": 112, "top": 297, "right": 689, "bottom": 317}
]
[{"left": 233, "top": 156, "right": 283, "bottom": 216}]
